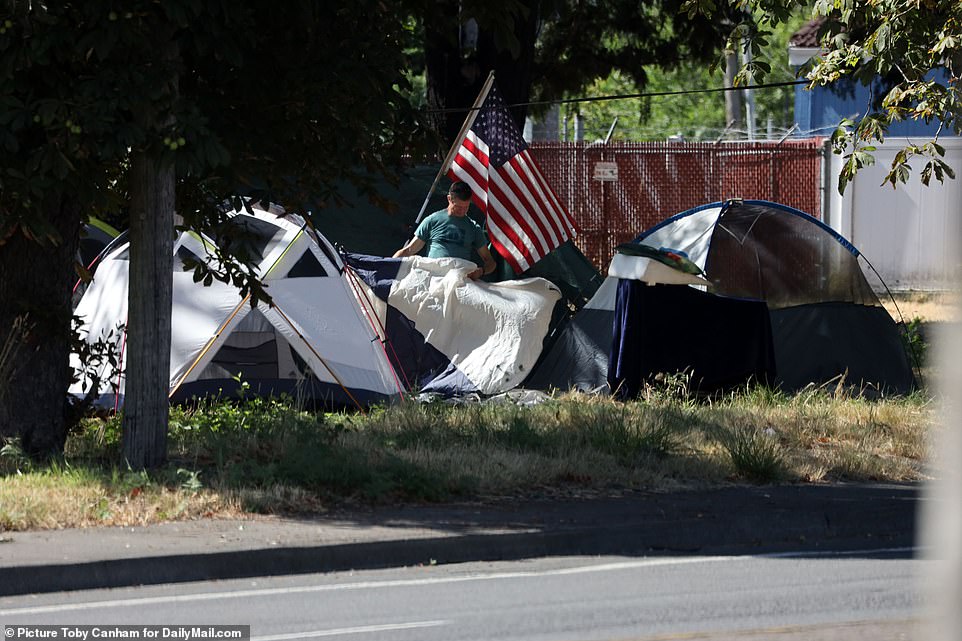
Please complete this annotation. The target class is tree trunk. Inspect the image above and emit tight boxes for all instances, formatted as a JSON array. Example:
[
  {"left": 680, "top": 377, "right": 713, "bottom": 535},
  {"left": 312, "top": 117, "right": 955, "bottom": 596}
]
[
  {"left": 425, "top": 1, "right": 540, "bottom": 147},
  {"left": 122, "top": 148, "right": 175, "bottom": 469},
  {"left": 123, "top": 33, "right": 179, "bottom": 469},
  {"left": 724, "top": 49, "right": 744, "bottom": 135},
  {"left": 424, "top": 0, "right": 470, "bottom": 146},
  {"left": 474, "top": 6, "right": 539, "bottom": 129},
  {"left": 121, "top": 33, "right": 179, "bottom": 470},
  {"left": 0, "top": 197, "right": 81, "bottom": 459}
]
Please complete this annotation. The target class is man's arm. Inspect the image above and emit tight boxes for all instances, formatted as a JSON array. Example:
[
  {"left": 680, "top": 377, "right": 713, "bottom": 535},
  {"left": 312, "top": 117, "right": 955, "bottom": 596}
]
[
  {"left": 393, "top": 237, "right": 425, "bottom": 258},
  {"left": 478, "top": 246, "right": 496, "bottom": 275},
  {"left": 468, "top": 246, "right": 497, "bottom": 280}
]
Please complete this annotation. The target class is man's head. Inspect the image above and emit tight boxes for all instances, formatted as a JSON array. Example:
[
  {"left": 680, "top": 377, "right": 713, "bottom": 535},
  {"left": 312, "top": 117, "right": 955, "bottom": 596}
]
[{"left": 446, "top": 181, "right": 473, "bottom": 217}]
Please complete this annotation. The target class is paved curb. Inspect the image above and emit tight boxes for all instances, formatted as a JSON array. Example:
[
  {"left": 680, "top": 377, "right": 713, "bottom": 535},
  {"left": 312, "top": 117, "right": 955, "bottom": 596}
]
[{"left": 0, "top": 483, "right": 920, "bottom": 596}]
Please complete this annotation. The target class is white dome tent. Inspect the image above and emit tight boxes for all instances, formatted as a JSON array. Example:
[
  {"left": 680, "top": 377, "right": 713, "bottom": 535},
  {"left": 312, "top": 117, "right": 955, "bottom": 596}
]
[{"left": 70, "top": 205, "right": 404, "bottom": 410}]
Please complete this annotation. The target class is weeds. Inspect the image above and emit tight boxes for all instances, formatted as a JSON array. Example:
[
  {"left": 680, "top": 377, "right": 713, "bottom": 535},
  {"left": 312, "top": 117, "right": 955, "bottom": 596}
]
[
  {"left": 716, "top": 424, "right": 785, "bottom": 482},
  {"left": 901, "top": 316, "right": 927, "bottom": 362},
  {"left": 0, "top": 437, "right": 30, "bottom": 475},
  {"left": 0, "top": 386, "right": 935, "bottom": 531}
]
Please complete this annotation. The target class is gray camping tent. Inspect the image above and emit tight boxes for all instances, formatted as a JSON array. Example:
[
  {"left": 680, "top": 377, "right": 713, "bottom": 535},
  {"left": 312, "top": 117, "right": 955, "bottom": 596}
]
[{"left": 525, "top": 200, "right": 916, "bottom": 395}]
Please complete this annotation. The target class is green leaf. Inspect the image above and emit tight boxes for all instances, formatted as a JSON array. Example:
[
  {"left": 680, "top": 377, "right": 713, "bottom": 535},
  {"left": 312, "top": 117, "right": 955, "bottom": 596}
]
[
  {"left": 837, "top": 171, "right": 850, "bottom": 195},
  {"left": 940, "top": 160, "right": 956, "bottom": 180}
]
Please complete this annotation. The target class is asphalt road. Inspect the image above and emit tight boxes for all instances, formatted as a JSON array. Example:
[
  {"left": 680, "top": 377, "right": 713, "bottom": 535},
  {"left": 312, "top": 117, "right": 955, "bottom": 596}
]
[{"left": 0, "top": 547, "right": 926, "bottom": 641}]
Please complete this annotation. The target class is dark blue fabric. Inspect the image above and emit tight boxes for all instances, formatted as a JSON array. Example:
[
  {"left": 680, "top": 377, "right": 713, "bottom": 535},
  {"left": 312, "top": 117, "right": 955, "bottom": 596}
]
[
  {"left": 383, "top": 306, "right": 456, "bottom": 390},
  {"left": 344, "top": 252, "right": 478, "bottom": 396},
  {"left": 769, "top": 303, "right": 915, "bottom": 394},
  {"left": 420, "top": 363, "right": 479, "bottom": 396},
  {"left": 343, "top": 253, "right": 402, "bottom": 302},
  {"left": 523, "top": 307, "right": 613, "bottom": 393},
  {"left": 608, "top": 281, "right": 776, "bottom": 398}
]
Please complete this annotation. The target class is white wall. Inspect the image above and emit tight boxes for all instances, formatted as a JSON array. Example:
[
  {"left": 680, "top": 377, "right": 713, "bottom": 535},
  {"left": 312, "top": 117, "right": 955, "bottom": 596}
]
[{"left": 827, "top": 137, "right": 962, "bottom": 291}]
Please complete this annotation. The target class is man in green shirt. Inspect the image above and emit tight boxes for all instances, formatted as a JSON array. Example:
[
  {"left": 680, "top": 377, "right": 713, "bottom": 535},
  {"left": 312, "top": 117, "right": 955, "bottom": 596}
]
[{"left": 393, "top": 181, "right": 497, "bottom": 280}]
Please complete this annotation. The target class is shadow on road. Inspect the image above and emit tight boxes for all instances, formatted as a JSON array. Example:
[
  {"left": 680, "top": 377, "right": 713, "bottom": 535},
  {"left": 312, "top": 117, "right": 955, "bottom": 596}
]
[{"left": 0, "top": 482, "right": 920, "bottom": 596}]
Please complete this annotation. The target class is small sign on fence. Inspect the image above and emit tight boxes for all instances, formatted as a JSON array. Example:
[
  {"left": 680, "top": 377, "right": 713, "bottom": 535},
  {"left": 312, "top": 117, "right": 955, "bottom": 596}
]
[{"left": 592, "top": 161, "right": 618, "bottom": 182}]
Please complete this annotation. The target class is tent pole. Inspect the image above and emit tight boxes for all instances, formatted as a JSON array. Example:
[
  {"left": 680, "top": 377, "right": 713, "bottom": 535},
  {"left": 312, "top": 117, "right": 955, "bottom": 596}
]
[
  {"left": 269, "top": 303, "right": 367, "bottom": 413},
  {"left": 343, "top": 266, "right": 411, "bottom": 393},
  {"left": 168, "top": 293, "right": 252, "bottom": 399},
  {"left": 168, "top": 223, "right": 307, "bottom": 399},
  {"left": 414, "top": 71, "right": 496, "bottom": 225}
]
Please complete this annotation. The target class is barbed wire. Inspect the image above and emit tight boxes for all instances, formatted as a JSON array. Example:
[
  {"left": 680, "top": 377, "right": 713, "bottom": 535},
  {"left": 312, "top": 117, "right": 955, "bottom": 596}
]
[{"left": 536, "top": 120, "right": 838, "bottom": 143}]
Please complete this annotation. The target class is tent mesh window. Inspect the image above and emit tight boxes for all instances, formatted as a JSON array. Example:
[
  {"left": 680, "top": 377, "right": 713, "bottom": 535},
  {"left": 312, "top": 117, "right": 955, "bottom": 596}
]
[
  {"left": 704, "top": 202, "right": 880, "bottom": 309},
  {"left": 213, "top": 215, "right": 286, "bottom": 264},
  {"left": 286, "top": 250, "right": 328, "bottom": 278},
  {"left": 175, "top": 246, "right": 200, "bottom": 272},
  {"left": 79, "top": 238, "right": 107, "bottom": 267},
  {"left": 200, "top": 309, "right": 287, "bottom": 380}
]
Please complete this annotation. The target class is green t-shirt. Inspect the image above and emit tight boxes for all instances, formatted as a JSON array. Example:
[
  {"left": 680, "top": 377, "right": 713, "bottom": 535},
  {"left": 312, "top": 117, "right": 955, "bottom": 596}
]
[{"left": 414, "top": 210, "right": 488, "bottom": 261}]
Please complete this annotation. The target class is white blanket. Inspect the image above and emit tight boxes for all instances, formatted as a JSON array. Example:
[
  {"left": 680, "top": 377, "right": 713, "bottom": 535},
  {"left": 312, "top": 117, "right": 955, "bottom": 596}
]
[{"left": 389, "top": 257, "right": 561, "bottom": 395}]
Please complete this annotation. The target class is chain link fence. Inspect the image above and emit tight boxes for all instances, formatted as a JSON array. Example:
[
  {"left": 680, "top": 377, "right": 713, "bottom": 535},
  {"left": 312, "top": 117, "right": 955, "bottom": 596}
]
[{"left": 530, "top": 139, "right": 826, "bottom": 270}]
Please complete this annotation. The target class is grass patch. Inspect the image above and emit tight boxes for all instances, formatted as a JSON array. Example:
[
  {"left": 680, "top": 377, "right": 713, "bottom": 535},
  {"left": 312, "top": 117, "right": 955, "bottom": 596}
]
[
  {"left": 0, "top": 386, "right": 936, "bottom": 531},
  {"left": 716, "top": 424, "right": 785, "bottom": 482}
]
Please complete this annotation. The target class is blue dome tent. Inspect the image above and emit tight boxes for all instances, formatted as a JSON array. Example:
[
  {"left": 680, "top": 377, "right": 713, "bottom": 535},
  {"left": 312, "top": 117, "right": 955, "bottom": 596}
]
[{"left": 526, "top": 199, "right": 916, "bottom": 396}]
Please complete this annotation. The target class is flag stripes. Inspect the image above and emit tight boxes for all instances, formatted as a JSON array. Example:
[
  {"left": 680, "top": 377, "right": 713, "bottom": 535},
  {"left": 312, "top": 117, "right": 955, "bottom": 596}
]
[{"left": 446, "top": 84, "right": 577, "bottom": 273}]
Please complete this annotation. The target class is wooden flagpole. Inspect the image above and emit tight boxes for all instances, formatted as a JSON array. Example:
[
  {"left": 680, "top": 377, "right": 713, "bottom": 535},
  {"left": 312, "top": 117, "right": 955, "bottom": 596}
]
[{"left": 414, "top": 70, "right": 497, "bottom": 224}]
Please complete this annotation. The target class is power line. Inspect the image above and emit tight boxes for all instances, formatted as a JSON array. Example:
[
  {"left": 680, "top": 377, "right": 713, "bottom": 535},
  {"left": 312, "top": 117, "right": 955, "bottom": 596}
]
[{"left": 424, "top": 79, "right": 808, "bottom": 115}]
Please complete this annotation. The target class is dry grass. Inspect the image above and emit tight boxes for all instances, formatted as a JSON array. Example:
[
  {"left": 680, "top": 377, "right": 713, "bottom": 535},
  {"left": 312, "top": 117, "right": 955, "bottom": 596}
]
[
  {"left": 0, "top": 387, "right": 936, "bottom": 532},
  {"left": 883, "top": 291, "right": 958, "bottom": 323},
  {"left": 0, "top": 467, "right": 242, "bottom": 530},
  {"left": 700, "top": 389, "right": 932, "bottom": 483}
]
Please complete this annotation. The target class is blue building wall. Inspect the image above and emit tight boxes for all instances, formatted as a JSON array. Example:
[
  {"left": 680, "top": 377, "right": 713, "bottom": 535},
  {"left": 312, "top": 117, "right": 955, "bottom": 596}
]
[{"left": 794, "top": 68, "right": 954, "bottom": 137}]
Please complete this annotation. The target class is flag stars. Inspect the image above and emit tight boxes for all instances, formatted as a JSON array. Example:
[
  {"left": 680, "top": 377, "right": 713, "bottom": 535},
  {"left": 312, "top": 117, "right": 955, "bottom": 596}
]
[
  {"left": 449, "top": 82, "right": 576, "bottom": 273},
  {"left": 475, "top": 86, "right": 526, "bottom": 167}
]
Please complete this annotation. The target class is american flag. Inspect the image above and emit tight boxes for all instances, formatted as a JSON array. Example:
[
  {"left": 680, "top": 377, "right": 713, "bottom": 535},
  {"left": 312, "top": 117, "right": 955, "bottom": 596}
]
[{"left": 447, "top": 83, "right": 578, "bottom": 273}]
